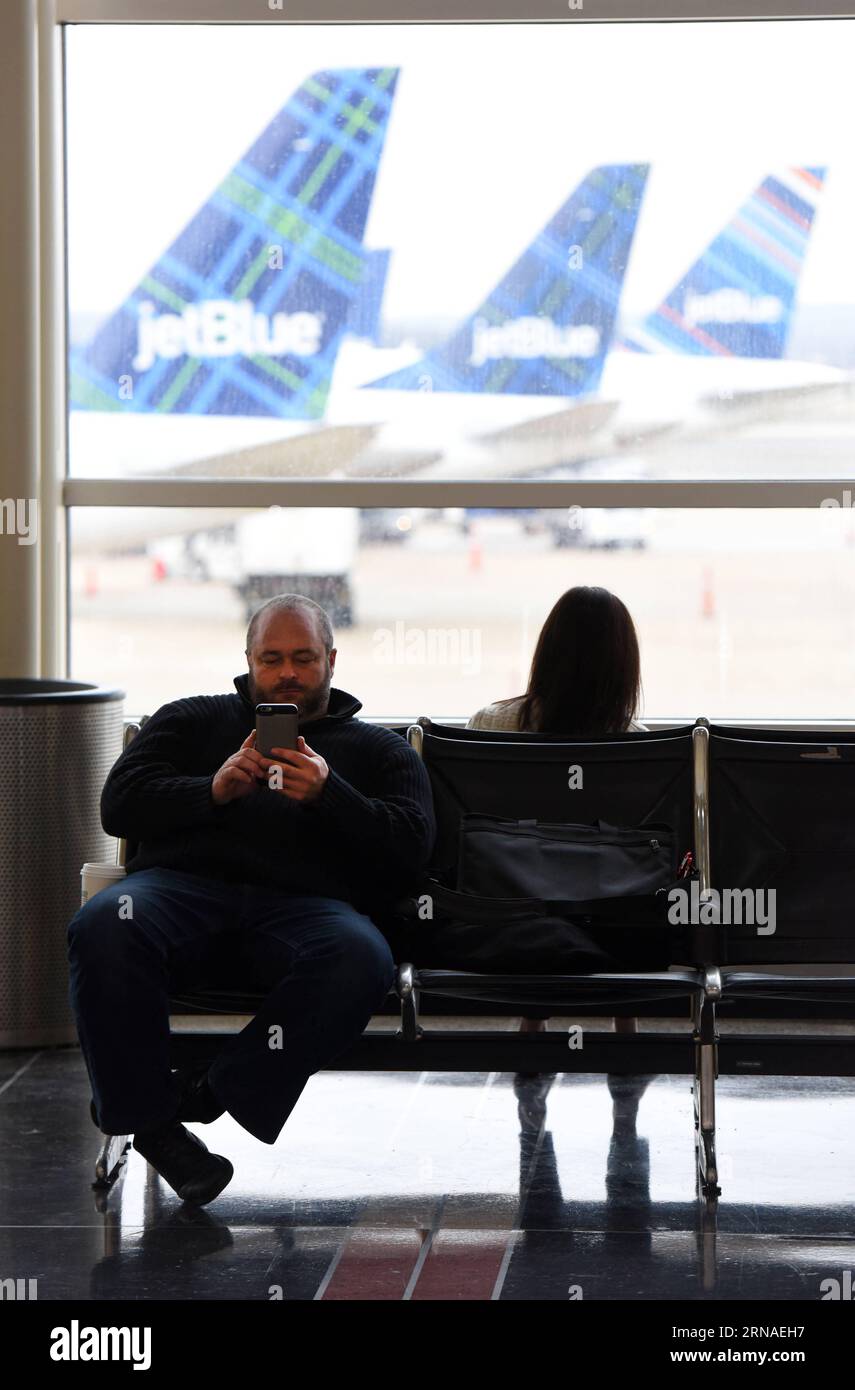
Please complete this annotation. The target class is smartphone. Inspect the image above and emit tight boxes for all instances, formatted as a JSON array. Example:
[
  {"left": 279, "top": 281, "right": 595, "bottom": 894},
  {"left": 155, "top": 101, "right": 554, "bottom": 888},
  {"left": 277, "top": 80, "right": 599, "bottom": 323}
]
[{"left": 255, "top": 703, "right": 299, "bottom": 759}]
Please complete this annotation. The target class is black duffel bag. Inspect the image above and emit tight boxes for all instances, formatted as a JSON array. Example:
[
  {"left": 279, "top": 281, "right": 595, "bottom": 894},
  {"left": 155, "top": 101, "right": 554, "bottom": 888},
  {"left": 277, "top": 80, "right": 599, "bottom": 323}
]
[
  {"left": 457, "top": 814, "right": 674, "bottom": 902},
  {"left": 408, "top": 813, "right": 682, "bottom": 973}
]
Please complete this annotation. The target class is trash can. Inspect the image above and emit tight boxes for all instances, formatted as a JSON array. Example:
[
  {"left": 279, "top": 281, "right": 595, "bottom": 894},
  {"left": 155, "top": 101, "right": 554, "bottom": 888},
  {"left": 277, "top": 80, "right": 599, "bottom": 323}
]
[{"left": 0, "top": 679, "right": 125, "bottom": 1046}]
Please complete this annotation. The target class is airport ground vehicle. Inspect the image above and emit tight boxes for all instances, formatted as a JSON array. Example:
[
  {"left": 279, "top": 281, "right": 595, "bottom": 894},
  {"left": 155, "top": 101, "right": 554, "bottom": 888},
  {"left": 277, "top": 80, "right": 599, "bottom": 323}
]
[
  {"left": 151, "top": 508, "right": 359, "bottom": 627},
  {"left": 232, "top": 508, "right": 358, "bottom": 627}
]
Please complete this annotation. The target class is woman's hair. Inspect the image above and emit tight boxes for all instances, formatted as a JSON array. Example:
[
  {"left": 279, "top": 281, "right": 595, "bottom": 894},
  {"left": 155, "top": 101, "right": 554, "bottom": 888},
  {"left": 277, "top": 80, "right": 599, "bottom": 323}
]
[{"left": 510, "top": 586, "right": 641, "bottom": 735}]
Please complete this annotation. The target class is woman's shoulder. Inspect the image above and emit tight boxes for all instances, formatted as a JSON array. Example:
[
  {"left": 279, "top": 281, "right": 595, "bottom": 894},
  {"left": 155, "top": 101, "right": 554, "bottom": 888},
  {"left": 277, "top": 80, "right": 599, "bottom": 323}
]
[
  {"left": 466, "top": 701, "right": 647, "bottom": 733},
  {"left": 466, "top": 695, "right": 526, "bottom": 730}
]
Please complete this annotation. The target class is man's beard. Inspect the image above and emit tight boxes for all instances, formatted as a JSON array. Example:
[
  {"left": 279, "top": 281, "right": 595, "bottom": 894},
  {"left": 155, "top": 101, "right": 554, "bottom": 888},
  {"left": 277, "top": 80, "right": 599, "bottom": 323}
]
[{"left": 249, "top": 667, "right": 332, "bottom": 722}]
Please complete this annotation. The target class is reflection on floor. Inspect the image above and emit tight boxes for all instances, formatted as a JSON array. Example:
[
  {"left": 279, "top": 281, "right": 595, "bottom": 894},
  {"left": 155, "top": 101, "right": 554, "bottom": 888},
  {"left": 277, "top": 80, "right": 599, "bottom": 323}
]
[{"left": 1, "top": 1027, "right": 854, "bottom": 1301}]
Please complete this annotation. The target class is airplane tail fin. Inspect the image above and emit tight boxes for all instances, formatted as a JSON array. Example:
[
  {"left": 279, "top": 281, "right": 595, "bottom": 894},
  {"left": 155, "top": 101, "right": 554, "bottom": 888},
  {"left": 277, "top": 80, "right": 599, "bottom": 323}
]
[
  {"left": 70, "top": 68, "right": 399, "bottom": 419},
  {"left": 345, "top": 248, "right": 391, "bottom": 342},
  {"left": 622, "top": 167, "right": 826, "bottom": 358},
  {"left": 366, "top": 163, "right": 649, "bottom": 396}
]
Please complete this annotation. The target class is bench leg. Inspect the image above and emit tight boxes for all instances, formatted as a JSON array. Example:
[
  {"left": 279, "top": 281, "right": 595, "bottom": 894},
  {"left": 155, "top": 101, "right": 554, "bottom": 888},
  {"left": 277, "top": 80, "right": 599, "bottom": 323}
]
[
  {"left": 397, "top": 963, "right": 422, "bottom": 1042},
  {"left": 693, "top": 977, "right": 722, "bottom": 1204},
  {"left": 93, "top": 1131, "right": 132, "bottom": 1194}
]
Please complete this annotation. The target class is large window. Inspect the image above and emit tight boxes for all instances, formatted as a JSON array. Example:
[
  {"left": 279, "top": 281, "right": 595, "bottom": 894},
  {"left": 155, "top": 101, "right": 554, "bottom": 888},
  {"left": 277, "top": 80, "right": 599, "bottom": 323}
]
[
  {"left": 63, "top": 15, "right": 855, "bottom": 716},
  {"left": 70, "top": 506, "right": 855, "bottom": 720}
]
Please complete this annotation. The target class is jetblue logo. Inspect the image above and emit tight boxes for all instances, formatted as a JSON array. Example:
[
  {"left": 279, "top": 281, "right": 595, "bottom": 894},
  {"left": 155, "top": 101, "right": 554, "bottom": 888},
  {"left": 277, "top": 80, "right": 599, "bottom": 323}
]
[
  {"left": 683, "top": 289, "right": 784, "bottom": 326},
  {"left": 133, "top": 299, "right": 324, "bottom": 371},
  {"left": 469, "top": 316, "right": 600, "bottom": 366}
]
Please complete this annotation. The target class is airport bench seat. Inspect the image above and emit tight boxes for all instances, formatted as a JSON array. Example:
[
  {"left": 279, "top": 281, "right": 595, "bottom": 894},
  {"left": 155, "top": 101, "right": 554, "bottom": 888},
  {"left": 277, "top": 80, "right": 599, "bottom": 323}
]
[
  {"left": 718, "top": 972, "right": 855, "bottom": 1005},
  {"left": 167, "top": 971, "right": 703, "bottom": 1019},
  {"left": 91, "top": 714, "right": 855, "bottom": 1208}
]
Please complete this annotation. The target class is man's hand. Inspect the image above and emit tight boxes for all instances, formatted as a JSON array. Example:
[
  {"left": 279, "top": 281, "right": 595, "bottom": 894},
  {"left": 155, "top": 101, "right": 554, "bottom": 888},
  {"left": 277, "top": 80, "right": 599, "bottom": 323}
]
[
  {"left": 265, "top": 736, "right": 329, "bottom": 803},
  {"left": 210, "top": 730, "right": 273, "bottom": 806}
]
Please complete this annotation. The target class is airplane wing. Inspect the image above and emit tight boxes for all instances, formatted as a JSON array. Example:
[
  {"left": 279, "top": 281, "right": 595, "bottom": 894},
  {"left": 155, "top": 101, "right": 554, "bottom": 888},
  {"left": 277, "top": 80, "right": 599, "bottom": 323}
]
[
  {"left": 71, "top": 424, "right": 385, "bottom": 555},
  {"left": 71, "top": 506, "right": 252, "bottom": 556},
  {"left": 609, "top": 374, "right": 855, "bottom": 458},
  {"left": 695, "top": 376, "right": 852, "bottom": 421},
  {"left": 158, "top": 423, "right": 384, "bottom": 478},
  {"left": 406, "top": 400, "right": 620, "bottom": 481}
]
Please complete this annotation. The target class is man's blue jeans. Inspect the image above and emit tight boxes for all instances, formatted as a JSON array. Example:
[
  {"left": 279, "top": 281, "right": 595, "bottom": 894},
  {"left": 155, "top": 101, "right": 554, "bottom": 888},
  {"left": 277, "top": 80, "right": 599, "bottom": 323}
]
[{"left": 67, "top": 867, "right": 396, "bottom": 1144}]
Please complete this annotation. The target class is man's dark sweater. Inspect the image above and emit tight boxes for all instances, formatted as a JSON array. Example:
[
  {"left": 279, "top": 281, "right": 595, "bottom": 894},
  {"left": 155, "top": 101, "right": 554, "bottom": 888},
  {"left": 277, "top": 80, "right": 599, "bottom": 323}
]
[{"left": 100, "top": 673, "right": 437, "bottom": 916}]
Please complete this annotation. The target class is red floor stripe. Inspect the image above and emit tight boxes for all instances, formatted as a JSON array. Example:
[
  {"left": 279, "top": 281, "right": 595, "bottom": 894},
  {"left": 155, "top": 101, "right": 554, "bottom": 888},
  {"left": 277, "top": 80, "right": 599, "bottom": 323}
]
[
  {"left": 410, "top": 1230, "right": 513, "bottom": 1300},
  {"left": 321, "top": 1229, "right": 426, "bottom": 1300}
]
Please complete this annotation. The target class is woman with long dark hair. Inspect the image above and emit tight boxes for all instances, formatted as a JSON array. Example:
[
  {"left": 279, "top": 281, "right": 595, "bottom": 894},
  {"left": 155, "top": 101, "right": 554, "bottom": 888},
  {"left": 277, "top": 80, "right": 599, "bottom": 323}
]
[
  {"left": 468, "top": 585, "right": 647, "bottom": 1059},
  {"left": 467, "top": 585, "right": 646, "bottom": 734}
]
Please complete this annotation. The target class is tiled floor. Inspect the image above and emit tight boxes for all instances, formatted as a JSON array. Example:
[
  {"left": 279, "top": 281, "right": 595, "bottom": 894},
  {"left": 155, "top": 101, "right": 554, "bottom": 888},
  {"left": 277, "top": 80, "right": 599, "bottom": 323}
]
[{"left": 1, "top": 1027, "right": 854, "bottom": 1301}]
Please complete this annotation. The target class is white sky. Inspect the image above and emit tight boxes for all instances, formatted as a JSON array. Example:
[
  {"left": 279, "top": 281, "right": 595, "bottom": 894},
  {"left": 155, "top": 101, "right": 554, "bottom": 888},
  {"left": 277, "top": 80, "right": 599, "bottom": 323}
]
[{"left": 65, "top": 18, "right": 855, "bottom": 323}]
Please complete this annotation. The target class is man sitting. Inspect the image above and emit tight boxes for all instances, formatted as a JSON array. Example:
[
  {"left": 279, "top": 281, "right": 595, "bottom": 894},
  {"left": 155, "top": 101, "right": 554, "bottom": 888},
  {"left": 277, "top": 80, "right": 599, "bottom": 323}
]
[{"left": 67, "top": 594, "right": 437, "bottom": 1205}]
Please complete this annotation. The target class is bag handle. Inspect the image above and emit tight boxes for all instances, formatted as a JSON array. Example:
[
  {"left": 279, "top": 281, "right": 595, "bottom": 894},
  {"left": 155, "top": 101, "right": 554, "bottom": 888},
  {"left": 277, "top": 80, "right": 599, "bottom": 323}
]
[
  {"left": 472, "top": 817, "right": 663, "bottom": 836},
  {"left": 491, "top": 817, "right": 614, "bottom": 832}
]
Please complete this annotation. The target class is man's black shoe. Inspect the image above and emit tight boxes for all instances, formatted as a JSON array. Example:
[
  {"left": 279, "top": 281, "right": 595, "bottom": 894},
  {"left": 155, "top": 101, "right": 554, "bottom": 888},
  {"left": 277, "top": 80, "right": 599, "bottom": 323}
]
[
  {"left": 133, "top": 1121, "right": 233, "bottom": 1205},
  {"left": 173, "top": 1066, "right": 227, "bottom": 1125}
]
